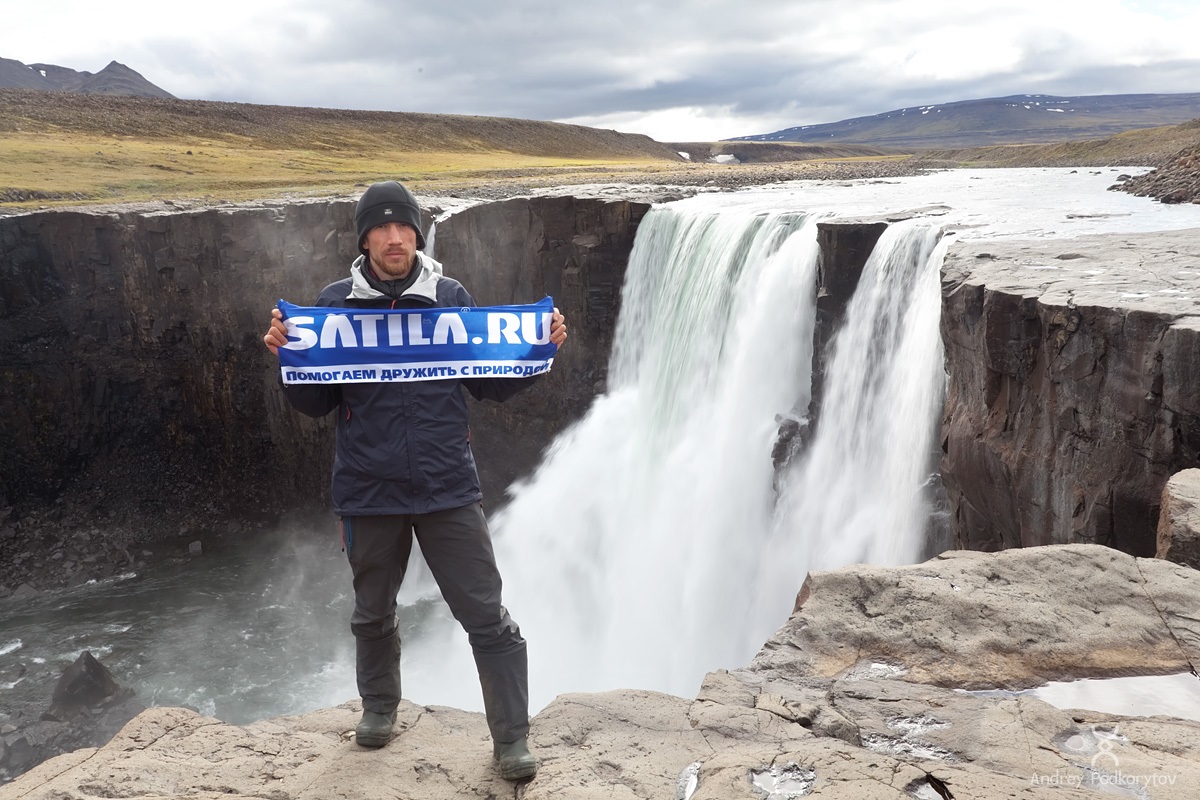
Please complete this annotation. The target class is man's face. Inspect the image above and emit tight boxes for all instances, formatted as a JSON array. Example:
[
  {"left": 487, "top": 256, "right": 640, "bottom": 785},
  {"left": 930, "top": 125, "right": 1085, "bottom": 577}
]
[{"left": 364, "top": 222, "right": 418, "bottom": 279}]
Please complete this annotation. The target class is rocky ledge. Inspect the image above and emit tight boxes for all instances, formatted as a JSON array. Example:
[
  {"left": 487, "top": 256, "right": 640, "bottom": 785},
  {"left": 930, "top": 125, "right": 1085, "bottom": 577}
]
[{"left": 6, "top": 544, "right": 1199, "bottom": 799}]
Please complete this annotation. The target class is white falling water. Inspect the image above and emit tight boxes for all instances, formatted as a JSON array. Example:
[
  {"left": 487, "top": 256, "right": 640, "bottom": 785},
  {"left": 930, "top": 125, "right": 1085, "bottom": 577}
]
[
  {"left": 424, "top": 219, "right": 436, "bottom": 259},
  {"left": 501, "top": 208, "right": 821, "bottom": 698},
  {"left": 751, "top": 222, "right": 948, "bottom": 630},
  {"left": 408, "top": 203, "right": 949, "bottom": 711}
]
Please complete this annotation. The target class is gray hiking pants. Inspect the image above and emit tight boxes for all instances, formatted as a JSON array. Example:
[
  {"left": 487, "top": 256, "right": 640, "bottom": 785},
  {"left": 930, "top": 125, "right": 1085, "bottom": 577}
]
[{"left": 340, "top": 503, "right": 530, "bottom": 743}]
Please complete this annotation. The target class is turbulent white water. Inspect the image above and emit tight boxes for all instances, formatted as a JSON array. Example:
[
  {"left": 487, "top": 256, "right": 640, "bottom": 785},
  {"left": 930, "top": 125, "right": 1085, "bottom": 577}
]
[{"left": 502, "top": 209, "right": 827, "bottom": 699}]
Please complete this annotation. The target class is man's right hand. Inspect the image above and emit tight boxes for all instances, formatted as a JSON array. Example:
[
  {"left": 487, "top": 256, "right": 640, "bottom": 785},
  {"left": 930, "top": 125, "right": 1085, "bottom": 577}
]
[{"left": 263, "top": 308, "right": 288, "bottom": 356}]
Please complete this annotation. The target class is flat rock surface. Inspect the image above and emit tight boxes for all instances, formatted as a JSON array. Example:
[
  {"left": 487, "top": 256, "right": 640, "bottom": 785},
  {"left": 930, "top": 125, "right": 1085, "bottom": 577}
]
[
  {"left": 942, "top": 227, "right": 1200, "bottom": 320},
  {"left": 939, "top": 228, "right": 1200, "bottom": 554}
]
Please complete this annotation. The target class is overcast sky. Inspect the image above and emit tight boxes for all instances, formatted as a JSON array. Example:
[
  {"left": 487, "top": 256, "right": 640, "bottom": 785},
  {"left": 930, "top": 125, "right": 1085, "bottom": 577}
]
[{"left": 5, "top": 0, "right": 1199, "bottom": 141}]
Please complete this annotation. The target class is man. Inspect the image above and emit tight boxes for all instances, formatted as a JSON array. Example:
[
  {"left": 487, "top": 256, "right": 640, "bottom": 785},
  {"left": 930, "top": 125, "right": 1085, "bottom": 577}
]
[{"left": 262, "top": 181, "right": 566, "bottom": 781}]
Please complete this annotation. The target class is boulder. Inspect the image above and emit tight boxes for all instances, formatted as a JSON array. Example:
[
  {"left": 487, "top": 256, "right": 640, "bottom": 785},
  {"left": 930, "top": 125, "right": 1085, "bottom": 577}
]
[
  {"left": 1157, "top": 469, "right": 1200, "bottom": 568},
  {"left": 0, "top": 652, "right": 145, "bottom": 784},
  {"left": 49, "top": 651, "right": 120, "bottom": 711}
]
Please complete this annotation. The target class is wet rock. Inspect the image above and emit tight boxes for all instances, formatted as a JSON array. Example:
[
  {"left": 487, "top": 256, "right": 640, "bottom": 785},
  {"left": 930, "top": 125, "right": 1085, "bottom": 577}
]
[
  {"left": 1, "top": 735, "right": 34, "bottom": 776},
  {"left": 188, "top": 540, "right": 202, "bottom": 556},
  {"left": 1, "top": 651, "right": 145, "bottom": 784},
  {"left": 774, "top": 220, "right": 889, "bottom": 469},
  {"left": 1157, "top": 469, "right": 1200, "bottom": 568},
  {"left": 50, "top": 652, "right": 120, "bottom": 711}
]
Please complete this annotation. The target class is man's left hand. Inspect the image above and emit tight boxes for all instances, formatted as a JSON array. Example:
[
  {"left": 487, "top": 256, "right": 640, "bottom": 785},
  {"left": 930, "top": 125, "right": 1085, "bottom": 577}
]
[{"left": 550, "top": 308, "right": 568, "bottom": 346}]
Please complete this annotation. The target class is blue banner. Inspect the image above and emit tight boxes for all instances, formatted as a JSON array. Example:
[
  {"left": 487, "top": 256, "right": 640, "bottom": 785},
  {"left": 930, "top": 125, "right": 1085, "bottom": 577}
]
[{"left": 277, "top": 297, "right": 557, "bottom": 384}]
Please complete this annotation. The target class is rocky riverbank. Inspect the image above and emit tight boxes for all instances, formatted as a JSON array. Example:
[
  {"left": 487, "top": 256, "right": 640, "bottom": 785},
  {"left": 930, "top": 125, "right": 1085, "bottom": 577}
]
[
  {"left": 0, "top": 498, "right": 285, "bottom": 602},
  {"left": 1115, "top": 143, "right": 1200, "bottom": 204},
  {"left": 7, "top": 544, "right": 1199, "bottom": 799}
]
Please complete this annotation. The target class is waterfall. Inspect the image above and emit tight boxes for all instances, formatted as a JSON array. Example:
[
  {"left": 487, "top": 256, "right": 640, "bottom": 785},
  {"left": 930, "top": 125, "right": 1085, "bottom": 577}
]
[
  {"left": 750, "top": 222, "right": 948, "bottom": 635},
  {"left": 425, "top": 219, "right": 437, "bottom": 259},
  {"left": 408, "top": 205, "right": 948, "bottom": 712}
]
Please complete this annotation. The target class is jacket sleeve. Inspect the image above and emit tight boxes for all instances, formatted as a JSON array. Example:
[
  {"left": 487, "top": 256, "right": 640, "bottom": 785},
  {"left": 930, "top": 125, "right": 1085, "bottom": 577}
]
[
  {"left": 453, "top": 282, "right": 546, "bottom": 403},
  {"left": 280, "top": 380, "right": 342, "bottom": 418}
]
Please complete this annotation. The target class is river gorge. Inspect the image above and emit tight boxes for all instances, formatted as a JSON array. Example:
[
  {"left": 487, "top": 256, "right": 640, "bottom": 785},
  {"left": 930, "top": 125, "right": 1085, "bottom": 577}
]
[{"left": 2, "top": 169, "right": 1200, "bottom": 798}]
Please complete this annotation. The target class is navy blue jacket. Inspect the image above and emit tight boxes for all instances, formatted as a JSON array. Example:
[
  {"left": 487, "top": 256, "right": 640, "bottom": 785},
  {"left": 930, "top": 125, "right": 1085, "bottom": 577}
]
[{"left": 281, "top": 252, "right": 536, "bottom": 516}]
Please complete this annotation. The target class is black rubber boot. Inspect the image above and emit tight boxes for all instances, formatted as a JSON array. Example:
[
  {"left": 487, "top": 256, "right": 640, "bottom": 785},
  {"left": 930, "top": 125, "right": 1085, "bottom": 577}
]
[
  {"left": 474, "top": 642, "right": 530, "bottom": 743},
  {"left": 355, "top": 709, "right": 397, "bottom": 747},
  {"left": 493, "top": 736, "right": 537, "bottom": 780}
]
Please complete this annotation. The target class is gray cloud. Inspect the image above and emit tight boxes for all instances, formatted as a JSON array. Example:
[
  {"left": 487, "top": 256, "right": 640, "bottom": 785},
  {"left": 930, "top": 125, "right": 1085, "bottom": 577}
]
[{"left": 9, "top": 0, "right": 1200, "bottom": 139}]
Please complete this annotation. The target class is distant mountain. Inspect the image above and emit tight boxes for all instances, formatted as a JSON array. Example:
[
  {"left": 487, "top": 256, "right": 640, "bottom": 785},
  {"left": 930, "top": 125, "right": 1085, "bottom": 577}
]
[
  {"left": 0, "top": 58, "right": 55, "bottom": 90},
  {"left": 733, "top": 93, "right": 1200, "bottom": 150},
  {"left": 0, "top": 58, "right": 173, "bottom": 98}
]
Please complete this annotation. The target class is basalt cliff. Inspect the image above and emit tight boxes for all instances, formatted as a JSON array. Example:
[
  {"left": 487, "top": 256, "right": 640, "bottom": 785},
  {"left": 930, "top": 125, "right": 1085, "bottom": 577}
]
[{"left": 940, "top": 229, "right": 1200, "bottom": 555}]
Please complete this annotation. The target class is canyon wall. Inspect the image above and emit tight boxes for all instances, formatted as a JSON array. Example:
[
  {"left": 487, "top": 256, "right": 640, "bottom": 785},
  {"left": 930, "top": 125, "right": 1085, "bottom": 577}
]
[
  {"left": 939, "top": 229, "right": 1200, "bottom": 555},
  {"left": 0, "top": 194, "right": 648, "bottom": 548},
  {"left": 0, "top": 201, "right": 356, "bottom": 527}
]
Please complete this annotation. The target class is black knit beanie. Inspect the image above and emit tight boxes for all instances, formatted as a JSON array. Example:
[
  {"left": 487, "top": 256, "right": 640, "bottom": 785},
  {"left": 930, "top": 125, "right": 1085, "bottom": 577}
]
[{"left": 355, "top": 181, "right": 426, "bottom": 253}]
